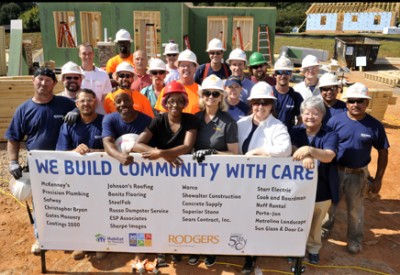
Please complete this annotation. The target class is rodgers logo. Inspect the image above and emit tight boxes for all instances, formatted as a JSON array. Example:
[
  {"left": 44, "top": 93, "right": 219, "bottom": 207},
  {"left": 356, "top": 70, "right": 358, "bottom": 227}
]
[{"left": 169, "top": 235, "right": 219, "bottom": 244}]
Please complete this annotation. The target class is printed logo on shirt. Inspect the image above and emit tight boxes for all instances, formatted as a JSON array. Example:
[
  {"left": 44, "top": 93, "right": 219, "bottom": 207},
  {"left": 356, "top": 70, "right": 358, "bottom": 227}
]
[
  {"left": 285, "top": 105, "right": 294, "bottom": 109},
  {"left": 360, "top": 133, "right": 372, "bottom": 139},
  {"left": 94, "top": 135, "right": 103, "bottom": 140},
  {"left": 214, "top": 127, "right": 222, "bottom": 132},
  {"left": 54, "top": 115, "right": 64, "bottom": 119}
]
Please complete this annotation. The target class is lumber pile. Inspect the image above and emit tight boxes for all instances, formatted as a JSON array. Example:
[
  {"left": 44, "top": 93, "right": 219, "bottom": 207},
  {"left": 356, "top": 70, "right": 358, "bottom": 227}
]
[
  {"left": 364, "top": 70, "right": 400, "bottom": 88},
  {"left": 0, "top": 76, "right": 63, "bottom": 142}
]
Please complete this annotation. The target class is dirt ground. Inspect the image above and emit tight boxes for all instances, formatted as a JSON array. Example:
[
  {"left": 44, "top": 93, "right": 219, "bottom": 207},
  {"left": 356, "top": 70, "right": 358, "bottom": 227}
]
[{"left": 1, "top": 67, "right": 400, "bottom": 275}]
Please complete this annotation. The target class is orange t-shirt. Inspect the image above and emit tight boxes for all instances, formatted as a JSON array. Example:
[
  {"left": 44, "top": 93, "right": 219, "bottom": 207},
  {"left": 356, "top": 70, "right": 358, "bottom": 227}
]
[
  {"left": 103, "top": 88, "right": 154, "bottom": 118},
  {"left": 105, "top": 54, "right": 135, "bottom": 74},
  {"left": 154, "top": 82, "right": 200, "bottom": 114}
]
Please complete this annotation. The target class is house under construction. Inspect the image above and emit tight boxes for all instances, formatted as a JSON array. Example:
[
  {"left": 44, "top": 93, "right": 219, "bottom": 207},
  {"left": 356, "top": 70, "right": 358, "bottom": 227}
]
[
  {"left": 37, "top": 2, "right": 277, "bottom": 67},
  {"left": 305, "top": 2, "right": 400, "bottom": 33}
]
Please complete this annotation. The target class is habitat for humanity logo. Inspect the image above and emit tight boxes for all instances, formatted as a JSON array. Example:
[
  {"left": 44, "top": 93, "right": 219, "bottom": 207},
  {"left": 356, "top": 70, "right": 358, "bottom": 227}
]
[
  {"left": 129, "top": 233, "right": 152, "bottom": 247},
  {"left": 95, "top": 233, "right": 106, "bottom": 243}
]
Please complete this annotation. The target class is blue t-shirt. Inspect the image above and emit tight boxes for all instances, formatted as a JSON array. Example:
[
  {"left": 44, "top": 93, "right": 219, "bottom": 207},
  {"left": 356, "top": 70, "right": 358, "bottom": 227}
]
[
  {"left": 226, "top": 100, "right": 250, "bottom": 121},
  {"left": 322, "top": 100, "right": 347, "bottom": 126},
  {"left": 194, "top": 63, "right": 231, "bottom": 85},
  {"left": 240, "top": 77, "right": 255, "bottom": 104},
  {"left": 290, "top": 125, "right": 339, "bottom": 203},
  {"left": 5, "top": 96, "right": 76, "bottom": 150},
  {"left": 326, "top": 112, "right": 390, "bottom": 168},
  {"left": 273, "top": 86, "right": 303, "bottom": 131},
  {"left": 56, "top": 115, "right": 104, "bottom": 151},
  {"left": 102, "top": 112, "right": 152, "bottom": 139}
]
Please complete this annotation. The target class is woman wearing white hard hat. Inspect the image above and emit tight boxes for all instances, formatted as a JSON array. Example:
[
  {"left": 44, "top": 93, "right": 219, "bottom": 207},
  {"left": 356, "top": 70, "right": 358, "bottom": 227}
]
[
  {"left": 237, "top": 81, "right": 291, "bottom": 273},
  {"left": 194, "top": 38, "right": 231, "bottom": 85},
  {"left": 141, "top": 58, "right": 168, "bottom": 115},
  {"left": 293, "top": 54, "right": 321, "bottom": 101},
  {"left": 317, "top": 72, "right": 347, "bottom": 125}
]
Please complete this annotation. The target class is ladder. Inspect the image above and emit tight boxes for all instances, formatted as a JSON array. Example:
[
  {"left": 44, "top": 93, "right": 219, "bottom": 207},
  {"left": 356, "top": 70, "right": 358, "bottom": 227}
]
[
  {"left": 57, "top": 21, "right": 76, "bottom": 48},
  {"left": 144, "top": 23, "right": 157, "bottom": 59},
  {"left": 232, "top": 27, "right": 244, "bottom": 50},
  {"left": 183, "top": 34, "right": 190, "bottom": 50},
  {"left": 258, "top": 24, "right": 272, "bottom": 66}
]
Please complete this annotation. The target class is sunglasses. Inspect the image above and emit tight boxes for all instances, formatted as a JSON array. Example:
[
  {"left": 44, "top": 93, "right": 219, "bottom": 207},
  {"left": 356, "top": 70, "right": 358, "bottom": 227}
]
[
  {"left": 166, "top": 54, "right": 178, "bottom": 57},
  {"left": 65, "top": 76, "right": 80, "bottom": 80},
  {"left": 321, "top": 87, "right": 337, "bottom": 92},
  {"left": 251, "top": 64, "right": 265, "bottom": 69},
  {"left": 347, "top": 99, "right": 365, "bottom": 104},
  {"left": 251, "top": 100, "right": 271, "bottom": 106},
  {"left": 209, "top": 51, "right": 223, "bottom": 55},
  {"left": 150, "top": 71, "right": 166, "bottom": 76},
  {"left": 118, "top": 73, "right": 132, "bottom": 79},
  {"left": 202, "top": 90, "right": 221, "bottom": 98},
  {"left": 275, "top": 70, "right": 292, "bottom": 76}
]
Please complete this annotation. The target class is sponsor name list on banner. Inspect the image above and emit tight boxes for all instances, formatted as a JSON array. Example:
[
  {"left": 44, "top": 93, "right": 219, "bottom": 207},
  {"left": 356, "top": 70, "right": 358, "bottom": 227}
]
[{"left": 28, "top": 151, "right": 317, "bottom": 256}]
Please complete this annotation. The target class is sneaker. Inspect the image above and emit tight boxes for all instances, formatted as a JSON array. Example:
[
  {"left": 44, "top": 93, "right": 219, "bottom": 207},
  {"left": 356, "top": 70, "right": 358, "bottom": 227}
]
[
  {"left": 157, "top": 253, "right": 166, "bottom": 263},
  {"left": 31, "top": 240, "right": 40, "bottom": 255},
  {"left": 96, "top": 251, "right": 108, "bottom": 260},
  {"left": 188, "top": 255, "right": 200, "bottom": 265},
  {"left": 72, "top": 250, "right": 86, "bottom": 260},
  {"left": 308, "top": 253, "right": 319, "bottom": 264},
  {"left": 347, "top": 242, "right": 362, "bottom": 254},
  {"left": 241, "top": 258, "right": 255, "bottom": 274},
  {"left": 204, "top": 255, "right": 216, "bottom": 267},
  {"left": 171, "top": 254, "right": 182, "bottom": 263}
]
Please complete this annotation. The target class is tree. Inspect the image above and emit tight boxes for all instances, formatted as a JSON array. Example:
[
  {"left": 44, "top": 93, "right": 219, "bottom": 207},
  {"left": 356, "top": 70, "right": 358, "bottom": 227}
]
[
  {"left": 19, "top": 5, "right": 40, "bottom": 32},
  {"left": 0, "top": 3, "right": 21, "bottom": 25}
]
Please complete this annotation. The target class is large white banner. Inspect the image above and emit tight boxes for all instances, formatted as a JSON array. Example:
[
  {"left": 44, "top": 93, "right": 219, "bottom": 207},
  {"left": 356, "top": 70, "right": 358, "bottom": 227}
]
[{"left": 28, "top": 151, "right": 317, "bottom": 256}]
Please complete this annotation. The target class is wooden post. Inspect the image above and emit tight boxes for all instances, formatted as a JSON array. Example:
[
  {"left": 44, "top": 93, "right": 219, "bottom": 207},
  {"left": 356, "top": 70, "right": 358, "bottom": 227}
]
[
  {"left": 7, "top": 20, "right": 23, "bottom": 76},
  {"left": 0, "top": 26, "right": 6, "bottom": 76}
]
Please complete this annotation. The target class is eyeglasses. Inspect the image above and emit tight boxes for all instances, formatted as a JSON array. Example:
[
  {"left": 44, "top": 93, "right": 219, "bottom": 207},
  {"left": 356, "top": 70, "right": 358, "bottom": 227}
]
[
  {"left": 65, "top": 76, "right": 80, "bottom": 80},
  {"left": 251, "top": 100, "right": 271, "bottom": 106},
  {"left": 251, "top": 64, "right": 265, "bottom": 69},
  {"left": 321, "top": 87, "right": 337, "bottom": 92},
  {"left": 202, "top": 90, "right": 221, "bottom": 98},
  {"left": 118, "top": 73, "right": 132, "bottom": 79},
  {"left": 166, "top": 54, "right": 178, "bottom": 57},
  {"left": 77, "top": 98, "right": 95, "bottom": 104},
  {"left": 179, "top": 63, "right": 195, "bottom": 68},
  {"left": 167, "top": 99, "right": 185, "bottom": 106},
  {"left": 275, "top": 70, "right": 292, "bottom": 76},
  {"left": 347, "top": 99, "right": 365, "bottom": 104},
  {"left": 209, "top": 51, "right": 223, "bottom": 56},
  {"left": 150, "top": 71, "right": 166, "bottom": 76}
]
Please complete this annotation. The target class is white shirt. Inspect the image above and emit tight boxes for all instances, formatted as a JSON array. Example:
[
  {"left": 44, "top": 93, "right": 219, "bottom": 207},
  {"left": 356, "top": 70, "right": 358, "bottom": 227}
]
[
  {"left": 164, "top": 66, "right": 180, "bottom": 85},
  {"left": 237, "top": 114, "right": 292, "bottom": 157},
  {"left": 293, "top": 81, "right": 321, "bottom": 101},
  {"left": 81, "top": 67, "right": 113, "bottom": 114}
]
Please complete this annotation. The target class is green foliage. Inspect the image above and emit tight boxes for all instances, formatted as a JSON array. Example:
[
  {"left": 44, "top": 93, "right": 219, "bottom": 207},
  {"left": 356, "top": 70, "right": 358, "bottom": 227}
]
[
  {"left": 0, "top": 3, "right": 21, "bottom": 25},
  {"left": 19, "top": 5, "right": 40, "bottom": 32}
]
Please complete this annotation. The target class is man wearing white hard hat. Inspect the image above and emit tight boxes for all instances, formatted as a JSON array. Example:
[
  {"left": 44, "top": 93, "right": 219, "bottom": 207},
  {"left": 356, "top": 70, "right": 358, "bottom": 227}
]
[
  {"left": 317, "top": 73, "right": 347, "bottom": 126},
  {"left": 106, "top": 29, "right": 134, "bottom": 78},
  {"left": 163, "top": 41, "right": 180, "bottom": 84},
  {"left": 58, "top": 61, "right": 85, "bottom": 101},
  {"left": 103, "top": 62, "right": 154, "bottom": 118},
  {"left": 154, "top": 49, "right": 201, "bottom": 114},
  {"left": 293, "top": 55, "right": 321, "bottom": 101},
  {"left": 226, "top": 48, "right": 254, "bottom": 104},
  {"left": 194, "top": 38, "right": 231, "bottom": 85},
  {"left": 141, "top": 58, "right": 168, "bottom": 115},
  {"left": 272, "top": 54, "right": 304, "bottom": 131},
  {"left": 326, "top": 82, "right": 389, "bottom": 255}
]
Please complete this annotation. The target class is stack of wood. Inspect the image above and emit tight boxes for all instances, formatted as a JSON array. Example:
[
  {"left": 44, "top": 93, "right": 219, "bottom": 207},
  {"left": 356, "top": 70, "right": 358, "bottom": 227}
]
[
  {"left": 0, "top": 76, "right": 63, "bottom": 141},
  {"left": 364, "top": 70, "right": 400, "bottom": 88}
]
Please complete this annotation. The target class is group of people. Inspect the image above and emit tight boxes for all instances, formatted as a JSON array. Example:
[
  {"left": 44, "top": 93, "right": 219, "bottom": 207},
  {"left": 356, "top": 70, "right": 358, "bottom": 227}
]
[{"left": 5, "top": 28, "right": 389, "bottom": 274}]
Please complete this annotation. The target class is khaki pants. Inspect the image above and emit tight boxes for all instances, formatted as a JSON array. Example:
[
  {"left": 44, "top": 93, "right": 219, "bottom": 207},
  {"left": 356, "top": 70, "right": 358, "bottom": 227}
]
[{"left": 307, "top": 200, "right": 332, "bottom": 254}]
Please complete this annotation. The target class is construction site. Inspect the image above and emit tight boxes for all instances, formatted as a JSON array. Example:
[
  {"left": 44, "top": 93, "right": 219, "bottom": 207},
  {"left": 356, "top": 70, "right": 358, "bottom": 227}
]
[{"left": 0, "top": 2, "right": 400, "bottom": 275}]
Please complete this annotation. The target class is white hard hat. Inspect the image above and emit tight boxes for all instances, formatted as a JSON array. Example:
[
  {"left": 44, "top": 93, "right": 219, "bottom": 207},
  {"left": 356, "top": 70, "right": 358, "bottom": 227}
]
[
  {"left": 248, "top": 81, "right": 276, "bottom": 100},
  {"left": 147, "top": 58, "right": 167, "bottom": 73},
  {"left": 317, "top": 73, "right": 340, "bottom": 88},
  {"left": 61, "top": 61, "right": 84, "bottom": 78},
  {"left": 163, "top": 42, "right": 180, "bottom": 55},
  {"left": 226, "top": 48, "right": 247, "bottom": 63},
  {"left": 114, "top": 29, "right": 133, "bottom": 42},
  {"left": 274, "top": 54, "right": 294, "bottom": 71},
  {"left": 301, "top": 55, "right": 320, "bottom": 69},
  {"left": 9, "top": 172, "right": 32, "bottom": 201},
  {"left": 342, "top": 82, "right": 371, "bottom": 99},
  {"left": 177, "top": 49, "right": 198, "bottom": 66},
  {"left": 115, "top": 133, "right": 140, "bottom": 153},
  {"left": 206, "top": 38, "right": 225, "bottom": 52},
  {"left": 198, "top": 75, "right": 224, "bottom": 94},
  {"left": 116, "top": 62, "right": 135, "bottom": 74}
]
